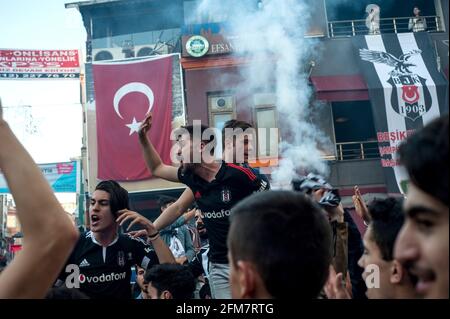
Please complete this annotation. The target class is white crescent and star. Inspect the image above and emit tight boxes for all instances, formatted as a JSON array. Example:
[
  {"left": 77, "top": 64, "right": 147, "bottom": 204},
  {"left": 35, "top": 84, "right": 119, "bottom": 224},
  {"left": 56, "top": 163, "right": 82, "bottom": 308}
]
[
  {"left": 125, "top": 117, "right": 141, "bottom": 136},
  {"left": 112, "top": 82, "right": 154, "bottom": 135}
]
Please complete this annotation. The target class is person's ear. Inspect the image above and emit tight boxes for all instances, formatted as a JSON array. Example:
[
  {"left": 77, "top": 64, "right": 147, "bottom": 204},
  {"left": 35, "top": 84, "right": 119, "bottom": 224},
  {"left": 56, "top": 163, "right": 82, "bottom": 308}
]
[
  {"left": 390, "top": 260, "right": 403, "bottom": 284},
  {"left": 236, "top": 260, "right": 257, "bottom": 299},
  {"left": 195, "top": 140, "right": 203, "bottom": 153}
]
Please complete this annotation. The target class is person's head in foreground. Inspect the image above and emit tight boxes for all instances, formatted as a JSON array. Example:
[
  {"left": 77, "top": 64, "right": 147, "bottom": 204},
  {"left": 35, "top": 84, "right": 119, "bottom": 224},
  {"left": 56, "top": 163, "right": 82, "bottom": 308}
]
[
  {"left": 144, "top": 263, "right": 196, "bottom": 299},
  {"left": 89, "top": 180, "right": 129, "bottom": 233},
  {"left": 228, "top": 191, "right": 332, "bottom": 298},
  {"left": 358, "top": 197, "right": 418, "bottom": 299},
  {"left": 395, "top": 115, "right": 449, "bottom": 299}
]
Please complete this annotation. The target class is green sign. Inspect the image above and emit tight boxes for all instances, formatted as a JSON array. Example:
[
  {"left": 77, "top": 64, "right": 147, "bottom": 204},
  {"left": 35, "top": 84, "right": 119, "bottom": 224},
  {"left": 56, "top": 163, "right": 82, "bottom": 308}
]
[{"left": 186, "top": 35, "right": 209, "bottom": 57}]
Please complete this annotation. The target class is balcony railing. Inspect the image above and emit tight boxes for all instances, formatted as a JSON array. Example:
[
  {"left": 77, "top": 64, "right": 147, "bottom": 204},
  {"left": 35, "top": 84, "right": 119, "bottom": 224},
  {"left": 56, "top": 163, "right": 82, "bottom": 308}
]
[
  {"left": 328, "top": 16, "right": 443, "bottom": 38},
  {"left": 335, "top": 141, "right": 380, "bottom": 161}
]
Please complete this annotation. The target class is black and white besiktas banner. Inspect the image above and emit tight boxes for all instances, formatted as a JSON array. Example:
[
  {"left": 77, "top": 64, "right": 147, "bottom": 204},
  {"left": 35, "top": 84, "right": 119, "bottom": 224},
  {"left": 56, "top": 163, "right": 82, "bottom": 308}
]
[{"left": 354, "top": 32, "right": 448, "bottom": 194}]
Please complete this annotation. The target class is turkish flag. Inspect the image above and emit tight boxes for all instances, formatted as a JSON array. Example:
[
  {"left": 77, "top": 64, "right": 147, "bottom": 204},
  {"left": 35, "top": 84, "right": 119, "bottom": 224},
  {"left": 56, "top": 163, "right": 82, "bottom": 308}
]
[{"left": 92, "top": 56, "right": 173, "bottom": 181}]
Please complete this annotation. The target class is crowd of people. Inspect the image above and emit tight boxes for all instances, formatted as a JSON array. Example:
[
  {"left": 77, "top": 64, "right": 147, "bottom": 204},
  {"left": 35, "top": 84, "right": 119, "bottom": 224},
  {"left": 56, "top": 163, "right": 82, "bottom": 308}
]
[{"left": 0, "top": 97, "right": 448, "bottom": 299}]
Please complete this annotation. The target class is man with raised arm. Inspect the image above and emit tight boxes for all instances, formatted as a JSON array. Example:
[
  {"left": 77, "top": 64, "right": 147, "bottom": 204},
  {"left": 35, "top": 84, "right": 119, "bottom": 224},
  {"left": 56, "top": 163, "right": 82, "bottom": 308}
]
[{"left": 138, "top": 114, "right": 269, "bottom": 298}]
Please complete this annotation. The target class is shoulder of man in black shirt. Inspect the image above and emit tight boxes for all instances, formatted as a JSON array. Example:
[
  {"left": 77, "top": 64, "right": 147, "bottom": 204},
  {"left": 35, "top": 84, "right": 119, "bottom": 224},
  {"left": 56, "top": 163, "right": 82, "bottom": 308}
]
[
  {"left": 224, "top": 162, "right": 270, "bottom": 192},
  {"left": 177, "top": 161, "right": 270, "bottom": 193},
  {"left": 242, "top": 163, "right": 271, "bottom": 189},
  {"left": 58, "top": 231, "right": 159, "bottom": 278}
]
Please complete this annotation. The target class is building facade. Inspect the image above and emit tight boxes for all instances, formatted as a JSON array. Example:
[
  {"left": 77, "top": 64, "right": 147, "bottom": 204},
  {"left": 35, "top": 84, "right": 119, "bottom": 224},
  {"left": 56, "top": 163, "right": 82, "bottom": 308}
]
[{"left": 67, "top": 0, "right": 449, "bottom": 221}]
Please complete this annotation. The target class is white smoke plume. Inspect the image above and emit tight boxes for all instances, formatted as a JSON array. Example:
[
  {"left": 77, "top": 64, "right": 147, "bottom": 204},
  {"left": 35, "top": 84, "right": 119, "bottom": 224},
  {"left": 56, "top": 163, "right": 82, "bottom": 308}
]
[{"left": 197, "top": 0, "right": 330, "bottom": 187}]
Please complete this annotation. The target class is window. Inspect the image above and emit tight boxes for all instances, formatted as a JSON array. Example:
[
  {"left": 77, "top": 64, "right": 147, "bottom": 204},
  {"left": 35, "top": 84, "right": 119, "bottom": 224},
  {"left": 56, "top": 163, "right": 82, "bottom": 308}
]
[
  {"left": 332, "top": 100, "right": 376, "bottom": 142},
  {"left": 253, "top": 93, "right": 278, "bottom": 159},
  {"left": 208, "top": 93, "right": 236, "bottom": 158},
  {"left": 332, "top": 100, "right": 379, "bottom": 160}
]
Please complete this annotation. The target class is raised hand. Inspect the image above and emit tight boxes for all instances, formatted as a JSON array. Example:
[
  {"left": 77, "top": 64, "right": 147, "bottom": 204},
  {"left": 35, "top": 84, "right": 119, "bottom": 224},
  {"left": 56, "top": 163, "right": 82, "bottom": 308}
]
[
  {"left": 324, "top": 265, "right": 352, "bottom": 299},
  {"left": 138, "top": 112, "right": 153, "bottom": 140},
  {"left": 116, "top": 209, "right": 157, "bottom": 235},
  {"left": 352, "top": 185, "right": 370, "bottom": 223}
]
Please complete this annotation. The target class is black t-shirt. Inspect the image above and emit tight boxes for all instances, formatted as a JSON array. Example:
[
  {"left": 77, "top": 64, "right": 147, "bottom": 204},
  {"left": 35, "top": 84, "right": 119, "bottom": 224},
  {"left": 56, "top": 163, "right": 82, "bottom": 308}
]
[
  {"left": 58, "top": 231, "right": 159, "bottom": 299},
  {"left": 178, "top": 161, "right": 270, "bottom": 264},
  {"left": 242, "top": 163, "right": 270, "bottom": 185}
]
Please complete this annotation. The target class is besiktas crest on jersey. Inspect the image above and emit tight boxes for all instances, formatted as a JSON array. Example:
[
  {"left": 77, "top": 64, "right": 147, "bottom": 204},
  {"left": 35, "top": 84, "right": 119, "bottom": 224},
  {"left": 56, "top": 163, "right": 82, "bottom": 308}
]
[
  {"left": 117, "top": 251, "right": 125, "bottom": 267},
  {"left": 221, "top": 188, "right": 231, "bottom": 203}
]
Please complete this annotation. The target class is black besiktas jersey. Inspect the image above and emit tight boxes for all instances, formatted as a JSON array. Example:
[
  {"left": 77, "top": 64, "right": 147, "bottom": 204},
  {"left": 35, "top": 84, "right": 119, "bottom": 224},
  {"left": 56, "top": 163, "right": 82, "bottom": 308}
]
[
  {"left": 178, "top": 161, "right": 270, "bottom": 264},
  {"left": 59, "top": 231, "right": 158, "bottom": 299}
]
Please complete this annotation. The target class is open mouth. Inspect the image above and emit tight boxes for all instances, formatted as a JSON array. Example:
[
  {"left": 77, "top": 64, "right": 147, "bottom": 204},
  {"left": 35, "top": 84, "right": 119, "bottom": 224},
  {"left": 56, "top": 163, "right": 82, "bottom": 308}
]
[
  {"left": 91, "top": 214, "right": 100, "bottom": 226},
  {"left": 409, "top": 268, "right": 436, "bottom": 295}
]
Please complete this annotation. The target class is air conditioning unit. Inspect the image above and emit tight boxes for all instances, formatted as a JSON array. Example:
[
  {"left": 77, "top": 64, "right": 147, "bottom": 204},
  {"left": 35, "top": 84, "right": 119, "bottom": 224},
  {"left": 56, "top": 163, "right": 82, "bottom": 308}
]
[
  {"left": 135, "top": 44, "right": 169, "bottom": 57},
  {"left": 92, "top": 48, "right": 125, "bottom": 62},
  {"left": 210, "top": 95, "right": 234, "bottom": 111}
]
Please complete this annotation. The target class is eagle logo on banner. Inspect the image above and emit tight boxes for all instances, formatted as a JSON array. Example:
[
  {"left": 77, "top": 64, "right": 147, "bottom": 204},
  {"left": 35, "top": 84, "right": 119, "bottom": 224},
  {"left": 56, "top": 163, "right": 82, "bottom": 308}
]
[{"left": 359, "top": 48, "right": 432, "bottom": 121}]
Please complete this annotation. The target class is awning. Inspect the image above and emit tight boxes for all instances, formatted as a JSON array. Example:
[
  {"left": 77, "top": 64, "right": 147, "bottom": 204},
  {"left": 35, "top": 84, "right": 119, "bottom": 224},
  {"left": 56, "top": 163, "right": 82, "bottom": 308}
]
[{"left": 311, "top": 74, "right": 369, "bottom": 101}]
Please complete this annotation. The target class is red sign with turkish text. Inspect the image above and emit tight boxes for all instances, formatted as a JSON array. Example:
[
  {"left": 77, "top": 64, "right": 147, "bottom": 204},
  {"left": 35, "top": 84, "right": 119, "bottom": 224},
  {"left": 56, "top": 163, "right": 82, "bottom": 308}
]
[{"left": 0, "top": 49, "right": 80, "bottom": 79}]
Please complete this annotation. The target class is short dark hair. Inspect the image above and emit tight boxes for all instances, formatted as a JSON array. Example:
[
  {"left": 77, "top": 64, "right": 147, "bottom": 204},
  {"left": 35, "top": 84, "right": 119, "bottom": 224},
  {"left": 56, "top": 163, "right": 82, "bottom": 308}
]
[
  {"left": 221, "top": 119, "right": 253, "bottom": 148},
  {"left": 158, "top": 195, "right": 176, "bottom": 210},
  {"left": 177, "top": 124, "right": 216, "bottom": 145},
  {"left": 229, "top": 191, "right": 332, "bottom": 299},
  {"left": 368, "top": 197, "right": 405, "bottom": 261},
  {"left": 95, "top": 180, "right": 129, "bottom": 216},
  {"left": 144, "top": 264, "right": 196, "bottom": 299},
  {"left": 398, "top": 116, "right": 448, "bottom": 206}
]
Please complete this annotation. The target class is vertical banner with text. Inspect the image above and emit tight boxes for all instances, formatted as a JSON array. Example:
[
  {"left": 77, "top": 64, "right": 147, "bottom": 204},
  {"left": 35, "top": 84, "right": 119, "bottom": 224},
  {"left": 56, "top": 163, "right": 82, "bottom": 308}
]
[{"left": 353, "top": 33, "right": 448, "bottom": 193}]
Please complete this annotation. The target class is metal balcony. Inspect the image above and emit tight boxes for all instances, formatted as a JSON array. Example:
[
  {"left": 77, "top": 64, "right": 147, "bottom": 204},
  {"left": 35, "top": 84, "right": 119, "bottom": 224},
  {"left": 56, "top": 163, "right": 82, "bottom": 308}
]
[
  {"left": 328, "top": 16, "right": 443, "bottom": 38},
  {"left": 335, "top": 141, "right": 380, "bottom": 161}
]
